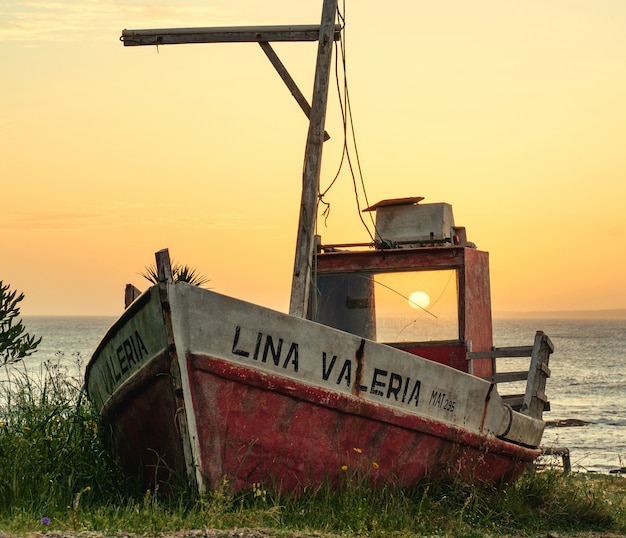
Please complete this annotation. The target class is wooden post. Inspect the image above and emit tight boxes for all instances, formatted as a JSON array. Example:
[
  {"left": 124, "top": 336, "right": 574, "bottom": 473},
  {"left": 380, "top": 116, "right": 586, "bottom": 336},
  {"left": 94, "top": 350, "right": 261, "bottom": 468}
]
[
  {"left": 124, "top": 284, "right": 142, "bottom": 308},
  {"left": 156, "top": 248, "right": 173, "bottom": 284},
  {"left": 154, "top": 247, "right": 202, "bottom": 492},
  {"left": 289, "top": 0, "right": 338, "bottom": 318}
]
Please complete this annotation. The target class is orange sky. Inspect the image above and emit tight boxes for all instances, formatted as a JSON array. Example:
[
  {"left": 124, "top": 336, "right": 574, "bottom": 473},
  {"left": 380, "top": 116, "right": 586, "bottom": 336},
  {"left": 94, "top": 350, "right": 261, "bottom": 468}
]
[{"left": 2, "top": 0, "right": 626, "bottom": 316}]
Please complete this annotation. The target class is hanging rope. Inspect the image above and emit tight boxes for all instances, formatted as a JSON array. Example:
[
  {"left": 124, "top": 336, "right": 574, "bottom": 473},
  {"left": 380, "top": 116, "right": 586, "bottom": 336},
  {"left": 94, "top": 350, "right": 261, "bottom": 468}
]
[{"left": 318, "top": 1, "right": 377, "bottom": 242}]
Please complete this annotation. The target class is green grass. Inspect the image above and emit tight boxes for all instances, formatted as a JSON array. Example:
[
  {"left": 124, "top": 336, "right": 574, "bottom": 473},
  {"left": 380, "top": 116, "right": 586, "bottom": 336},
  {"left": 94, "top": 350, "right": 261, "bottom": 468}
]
[{"left": 1, "top": 358, "right": 626, "bottom": 537}]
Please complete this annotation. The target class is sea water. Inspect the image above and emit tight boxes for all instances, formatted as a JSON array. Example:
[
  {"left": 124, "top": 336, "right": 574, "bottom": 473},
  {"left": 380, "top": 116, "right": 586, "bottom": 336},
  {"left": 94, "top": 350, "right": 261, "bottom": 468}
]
[
  {"left": 5, "top": 315, "right": 626, "bottom": 474},
  {"left": 493, "top": 318, "right": 626, "bottom": 474}
]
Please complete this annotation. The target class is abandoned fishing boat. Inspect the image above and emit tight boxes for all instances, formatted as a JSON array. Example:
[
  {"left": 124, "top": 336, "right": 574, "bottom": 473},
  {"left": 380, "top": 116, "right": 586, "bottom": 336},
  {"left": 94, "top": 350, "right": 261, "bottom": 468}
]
[
  {"left": 85, "top": 0, "right": 554, "bottom": 494},
  {"left": 85, "top": 198, "right": 553, "bottom": 493}
]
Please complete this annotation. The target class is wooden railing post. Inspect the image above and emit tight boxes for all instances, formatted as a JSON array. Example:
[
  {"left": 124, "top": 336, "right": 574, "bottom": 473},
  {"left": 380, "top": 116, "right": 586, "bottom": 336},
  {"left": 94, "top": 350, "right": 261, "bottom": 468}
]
[
  {"left": 467, "top": 332, "right": 554, "bottom": 419},
  {"left": 522, "top": 331, "right": 554, "bottom": 419}
]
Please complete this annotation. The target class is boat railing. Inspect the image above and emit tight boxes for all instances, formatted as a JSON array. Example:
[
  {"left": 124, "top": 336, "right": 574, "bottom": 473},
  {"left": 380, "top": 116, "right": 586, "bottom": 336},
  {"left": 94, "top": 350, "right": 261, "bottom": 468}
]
[{"left": 467, "top": 331, "right": 554, "bottom": 420}]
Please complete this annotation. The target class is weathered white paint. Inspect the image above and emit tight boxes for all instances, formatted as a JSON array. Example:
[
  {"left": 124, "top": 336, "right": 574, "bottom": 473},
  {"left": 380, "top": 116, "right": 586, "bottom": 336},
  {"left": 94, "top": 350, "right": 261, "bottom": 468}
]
[{"left": 167, "top": 282, "right": 545, "bottom": 447}]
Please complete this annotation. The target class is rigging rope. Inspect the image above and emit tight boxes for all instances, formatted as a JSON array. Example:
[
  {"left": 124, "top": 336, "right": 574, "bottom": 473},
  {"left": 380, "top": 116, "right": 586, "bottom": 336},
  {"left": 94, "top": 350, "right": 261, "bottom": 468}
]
[{"left": 317, "top": 1, "right": 378, "bottom": 243}]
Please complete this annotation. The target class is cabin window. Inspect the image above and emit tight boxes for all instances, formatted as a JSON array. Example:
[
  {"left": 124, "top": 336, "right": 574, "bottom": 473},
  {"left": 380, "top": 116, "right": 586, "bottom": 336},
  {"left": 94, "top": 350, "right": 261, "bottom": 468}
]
[
  {"left": 313, "top": 269, "right": 459, "bottom": 343},
  {"left": 373, "top": 270, "right": 458, "bottom": 343}
]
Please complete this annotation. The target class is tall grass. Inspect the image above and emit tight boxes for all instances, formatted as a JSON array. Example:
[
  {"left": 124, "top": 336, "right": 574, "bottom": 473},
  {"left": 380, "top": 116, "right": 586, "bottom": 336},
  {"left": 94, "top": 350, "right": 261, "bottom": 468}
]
[
  {"left": 1, "top": 357, "right": 625, "bottom": 537},
  {"left": 0, "top": 356, "right": 127, "bottom": 519}
]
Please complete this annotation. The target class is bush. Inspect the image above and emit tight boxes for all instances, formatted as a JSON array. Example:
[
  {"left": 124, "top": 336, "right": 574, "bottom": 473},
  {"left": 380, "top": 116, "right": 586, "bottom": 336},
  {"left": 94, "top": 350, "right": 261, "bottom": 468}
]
[{"left": 0, "top": 281, "right": 41, "bottom": 367}]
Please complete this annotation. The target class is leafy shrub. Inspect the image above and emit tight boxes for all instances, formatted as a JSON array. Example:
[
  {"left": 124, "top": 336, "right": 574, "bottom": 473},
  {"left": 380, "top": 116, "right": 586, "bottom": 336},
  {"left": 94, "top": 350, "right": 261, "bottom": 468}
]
[{"left": 0, "top": 281, "right": 41, "bottom": 367}]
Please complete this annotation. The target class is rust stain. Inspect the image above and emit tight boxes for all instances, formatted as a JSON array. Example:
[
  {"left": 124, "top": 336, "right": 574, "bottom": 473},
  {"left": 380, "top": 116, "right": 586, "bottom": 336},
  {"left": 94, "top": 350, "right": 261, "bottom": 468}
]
[
  {"left": 479, "top": 383, "right": 495, "bottom": 432},
  {"left": 352, "top": 339, "right": 367, "bottom": 396}
]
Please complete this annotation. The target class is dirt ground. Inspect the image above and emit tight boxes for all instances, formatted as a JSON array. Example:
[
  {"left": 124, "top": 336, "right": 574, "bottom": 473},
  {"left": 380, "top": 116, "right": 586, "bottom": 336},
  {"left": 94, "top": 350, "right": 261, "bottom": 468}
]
[
  {"left": 2, "top": 529, "right": 337, "bottom": 538},
  {"left": 0, "top": 531, "right": 343, "bottom": 538},
  {"left": 2, "top": 531, "right": 626, "bottom": 538}
]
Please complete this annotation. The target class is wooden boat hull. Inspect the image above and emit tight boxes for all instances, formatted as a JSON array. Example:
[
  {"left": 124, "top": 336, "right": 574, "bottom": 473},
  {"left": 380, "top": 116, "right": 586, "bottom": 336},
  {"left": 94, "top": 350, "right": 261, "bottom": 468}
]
[
  {"left": 188, "top": 357, "right": 539, "bottom": 492},
  {"left": 86, "top": 280, "right": 544, "bottom": 494}
]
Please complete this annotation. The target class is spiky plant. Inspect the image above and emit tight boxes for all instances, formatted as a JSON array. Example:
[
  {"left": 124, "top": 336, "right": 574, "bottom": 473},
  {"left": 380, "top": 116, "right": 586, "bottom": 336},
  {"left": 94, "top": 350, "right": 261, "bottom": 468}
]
[{"left": 141, "top": 262, "right": 210, "bottom": 287}]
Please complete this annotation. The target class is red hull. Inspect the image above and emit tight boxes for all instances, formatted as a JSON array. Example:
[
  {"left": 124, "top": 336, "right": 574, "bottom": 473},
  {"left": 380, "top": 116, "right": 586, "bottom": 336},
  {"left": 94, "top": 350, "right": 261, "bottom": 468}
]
[
  {"left": 188, "top": 354, "right": 538, "bottom": 494},
  {"left": 100, "top": 351, "right": 189, "bottom": 489}
]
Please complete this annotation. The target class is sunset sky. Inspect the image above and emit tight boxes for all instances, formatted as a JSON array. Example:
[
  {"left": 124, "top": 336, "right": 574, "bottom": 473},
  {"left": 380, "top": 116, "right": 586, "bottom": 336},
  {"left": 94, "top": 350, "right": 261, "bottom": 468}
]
[{"left": 3, "top": 0, "right": 626, "bottom": 317}]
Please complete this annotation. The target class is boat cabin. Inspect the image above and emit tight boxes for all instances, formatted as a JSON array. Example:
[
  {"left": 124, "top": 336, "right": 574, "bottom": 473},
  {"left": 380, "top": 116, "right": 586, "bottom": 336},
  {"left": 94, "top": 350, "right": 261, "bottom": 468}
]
[{"left": 310, "top": 198, "right": 495, "bottom": 378}]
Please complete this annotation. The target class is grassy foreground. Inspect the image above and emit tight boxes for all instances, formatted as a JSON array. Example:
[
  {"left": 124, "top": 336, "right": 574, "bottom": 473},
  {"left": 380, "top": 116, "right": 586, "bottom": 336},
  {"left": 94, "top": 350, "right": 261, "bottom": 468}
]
[{"left": 1, "top": 358, "right": 625, "bottom": 538}]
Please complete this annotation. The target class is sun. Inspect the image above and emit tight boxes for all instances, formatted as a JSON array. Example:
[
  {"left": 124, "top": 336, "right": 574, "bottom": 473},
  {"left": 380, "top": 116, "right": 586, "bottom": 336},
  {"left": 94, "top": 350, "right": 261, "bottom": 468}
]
[{"left": 408, "top": 291, "right": 431, "bottom": 310}]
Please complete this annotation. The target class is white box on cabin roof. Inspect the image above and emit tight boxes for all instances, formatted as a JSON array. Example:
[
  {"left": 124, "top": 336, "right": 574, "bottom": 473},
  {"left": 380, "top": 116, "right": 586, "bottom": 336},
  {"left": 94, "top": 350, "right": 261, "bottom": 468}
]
[{"left": 369, "top": 199, "right": 455, "bottom": 244}]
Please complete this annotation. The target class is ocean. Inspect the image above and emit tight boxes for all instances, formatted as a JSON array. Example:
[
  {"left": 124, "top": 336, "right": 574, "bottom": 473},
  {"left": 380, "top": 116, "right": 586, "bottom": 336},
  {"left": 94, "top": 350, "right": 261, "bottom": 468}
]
[
  {"left": 493, "top": 317, "right": 626, "bottom": 474},
  {"left": 6, "top": 315, "right": 626, "bottom": 475}
]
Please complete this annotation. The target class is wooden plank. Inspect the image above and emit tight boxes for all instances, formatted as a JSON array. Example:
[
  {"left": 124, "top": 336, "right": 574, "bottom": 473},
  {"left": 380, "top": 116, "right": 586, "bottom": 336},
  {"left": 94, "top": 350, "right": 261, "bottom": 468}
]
[
  {"left": 502, "top": 395, "right": 524, "bottom": 408},
  {"left": 467, "top": 346, "right": 533, "bottom": 359},
  {"left": 522, "top": 331, "right": 553, "bottom": 419},
  {"left": 484, "top": 371, "right": 529, "bottom": 384},
  {"left": 541, "top": 446, "right": 571, "bottom": 474},
  {"left": 258, "top": 42, "right": 330, "bottom": 141},
  {"left": 121, "top": 24, "right": 342, "bottom": 46},
  {"left": 538, "top": 362, "right": 551, "bottom": 377}
]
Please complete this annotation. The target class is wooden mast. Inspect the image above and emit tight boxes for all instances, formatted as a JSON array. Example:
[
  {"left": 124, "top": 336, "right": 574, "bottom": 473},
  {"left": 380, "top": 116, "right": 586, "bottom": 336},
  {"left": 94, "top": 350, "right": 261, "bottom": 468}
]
[{"left": 288, "top": 0, "right": 338, "bottom": 318}]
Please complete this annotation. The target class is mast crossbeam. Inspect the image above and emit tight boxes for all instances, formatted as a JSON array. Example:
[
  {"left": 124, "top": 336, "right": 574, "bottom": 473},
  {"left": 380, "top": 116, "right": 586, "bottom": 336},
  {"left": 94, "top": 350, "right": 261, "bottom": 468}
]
[{"left": 121, "top": 24, "right": 341, "bottom": 46}]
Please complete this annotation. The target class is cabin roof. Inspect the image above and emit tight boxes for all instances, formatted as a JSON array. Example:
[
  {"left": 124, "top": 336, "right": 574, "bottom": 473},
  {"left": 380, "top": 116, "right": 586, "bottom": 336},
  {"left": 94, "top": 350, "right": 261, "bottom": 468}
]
[{"left": 362, "top": 196, "right": 425, "bottom": 212}]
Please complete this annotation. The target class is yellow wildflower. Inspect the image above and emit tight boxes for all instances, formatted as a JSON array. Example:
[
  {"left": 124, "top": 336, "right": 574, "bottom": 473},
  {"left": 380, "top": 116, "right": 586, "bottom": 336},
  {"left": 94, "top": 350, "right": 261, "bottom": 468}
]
[
  {"left": 353, "top": 447, "right": 362, "bottom": 454},
  {"left": 341, "top": 465, "right": 348, "bottom": 471},
  {"left": 372, "top": 461, "right": 380, "bottom": 469}
]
